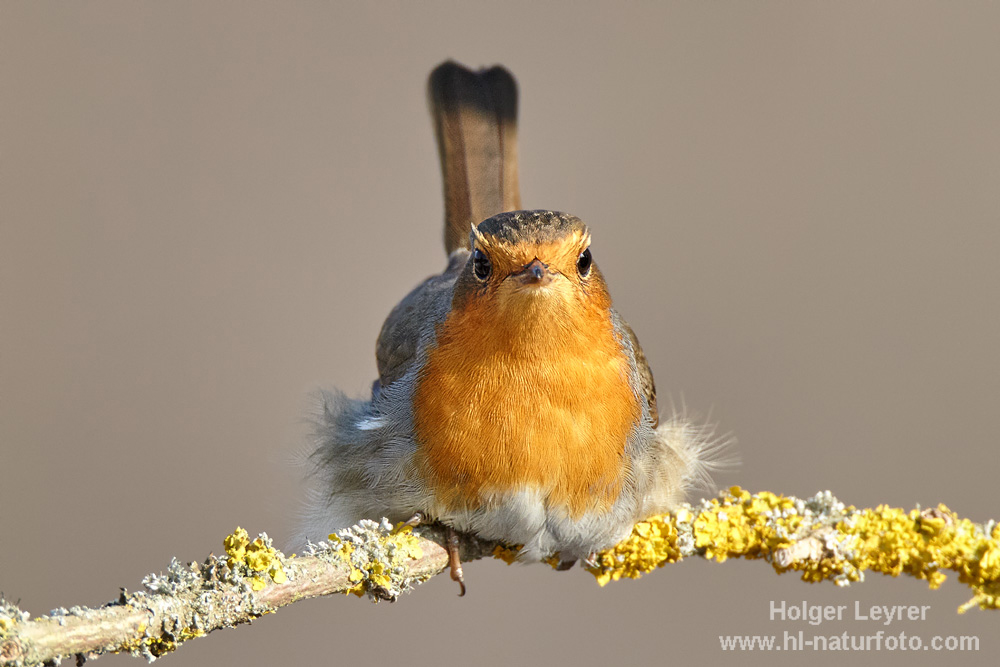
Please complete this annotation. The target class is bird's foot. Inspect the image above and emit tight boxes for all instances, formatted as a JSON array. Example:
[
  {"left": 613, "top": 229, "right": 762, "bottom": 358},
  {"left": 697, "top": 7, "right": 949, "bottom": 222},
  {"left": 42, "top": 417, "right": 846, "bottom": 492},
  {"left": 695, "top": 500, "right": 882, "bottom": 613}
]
[{"left": 446, "top": 527, "right": 466, "bottom": 596}]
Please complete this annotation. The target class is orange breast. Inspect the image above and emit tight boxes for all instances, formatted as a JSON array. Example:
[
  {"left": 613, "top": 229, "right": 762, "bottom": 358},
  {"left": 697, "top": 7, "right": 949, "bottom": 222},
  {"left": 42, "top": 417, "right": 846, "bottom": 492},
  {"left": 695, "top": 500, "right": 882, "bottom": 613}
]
[{"left": 412, "top": 290, "right": 641, "bottom": 518}]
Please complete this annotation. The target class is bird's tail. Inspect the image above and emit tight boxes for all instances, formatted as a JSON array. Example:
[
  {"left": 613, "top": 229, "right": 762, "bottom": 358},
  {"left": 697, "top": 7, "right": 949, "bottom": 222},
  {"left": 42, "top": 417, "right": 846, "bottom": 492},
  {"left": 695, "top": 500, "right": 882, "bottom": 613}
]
[{"left": 429, "top": 61, "right": 521, "bottom": 255}]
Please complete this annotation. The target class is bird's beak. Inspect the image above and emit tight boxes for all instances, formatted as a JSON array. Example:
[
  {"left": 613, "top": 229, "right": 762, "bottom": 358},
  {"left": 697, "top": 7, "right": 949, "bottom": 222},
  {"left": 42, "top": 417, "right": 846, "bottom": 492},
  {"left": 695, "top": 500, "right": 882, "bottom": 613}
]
[{"left": 514, "top": 258, "right": 553, "bottom": 287}]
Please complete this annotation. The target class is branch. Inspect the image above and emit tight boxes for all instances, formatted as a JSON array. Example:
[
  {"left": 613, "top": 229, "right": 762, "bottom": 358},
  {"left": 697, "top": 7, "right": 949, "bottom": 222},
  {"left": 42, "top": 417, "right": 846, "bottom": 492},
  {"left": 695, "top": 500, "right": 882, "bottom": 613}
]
[{"left": 2, "top": 489, "right": 997, "bottom": 666}]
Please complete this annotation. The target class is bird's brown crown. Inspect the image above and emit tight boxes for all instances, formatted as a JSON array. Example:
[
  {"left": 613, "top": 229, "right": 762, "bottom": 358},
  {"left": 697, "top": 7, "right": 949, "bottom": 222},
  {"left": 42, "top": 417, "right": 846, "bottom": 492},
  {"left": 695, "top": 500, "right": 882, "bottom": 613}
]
[{"left": 476, "top": 209, "right": 587, "bottom": 244}]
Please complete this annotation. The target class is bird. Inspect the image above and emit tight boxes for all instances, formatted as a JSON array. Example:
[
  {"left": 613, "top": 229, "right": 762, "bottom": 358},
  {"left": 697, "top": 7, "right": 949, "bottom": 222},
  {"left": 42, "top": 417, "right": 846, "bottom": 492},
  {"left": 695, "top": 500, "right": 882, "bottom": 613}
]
[{"left": 304, "top": 61, "right": 715, "bottom": 593}]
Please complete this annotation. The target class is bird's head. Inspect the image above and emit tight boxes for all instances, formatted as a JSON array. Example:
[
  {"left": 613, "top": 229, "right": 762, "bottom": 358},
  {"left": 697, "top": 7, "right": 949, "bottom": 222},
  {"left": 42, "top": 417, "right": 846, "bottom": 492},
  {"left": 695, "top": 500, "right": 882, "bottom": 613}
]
[{"left": 452, "top": 210, "right": 612, "bottom": 323}]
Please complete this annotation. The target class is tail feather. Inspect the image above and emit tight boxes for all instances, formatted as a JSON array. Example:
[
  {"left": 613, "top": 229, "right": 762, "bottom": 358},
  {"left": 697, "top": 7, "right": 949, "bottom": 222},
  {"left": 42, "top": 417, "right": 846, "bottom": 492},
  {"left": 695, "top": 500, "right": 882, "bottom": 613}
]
[{"left": 429, "top": 61, "right": 521, "bottom": 255}]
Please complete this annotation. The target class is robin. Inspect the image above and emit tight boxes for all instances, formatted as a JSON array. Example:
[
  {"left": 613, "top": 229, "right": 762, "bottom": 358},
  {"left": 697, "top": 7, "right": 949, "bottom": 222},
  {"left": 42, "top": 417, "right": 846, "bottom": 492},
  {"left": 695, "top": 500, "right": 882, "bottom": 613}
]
[{"left": 306, "top": 61, "right": 713, "bottom": 593}]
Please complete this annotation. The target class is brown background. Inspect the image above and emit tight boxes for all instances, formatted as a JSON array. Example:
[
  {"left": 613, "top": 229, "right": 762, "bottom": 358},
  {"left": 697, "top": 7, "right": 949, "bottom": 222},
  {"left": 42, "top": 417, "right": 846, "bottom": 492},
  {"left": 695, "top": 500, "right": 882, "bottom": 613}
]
[{"left": 2, "top": 3, "right": 998, "bottom": 666}]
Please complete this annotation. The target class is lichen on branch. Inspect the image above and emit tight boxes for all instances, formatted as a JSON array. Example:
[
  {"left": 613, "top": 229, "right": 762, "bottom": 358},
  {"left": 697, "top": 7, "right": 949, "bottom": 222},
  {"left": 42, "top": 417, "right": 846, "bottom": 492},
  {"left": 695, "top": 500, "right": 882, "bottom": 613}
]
[
  {"left": 584, "top": 487, "right": 1000, "bottom": 613},
  {"left": 2, "top": 489, "right": 997, "bottom": 666}
]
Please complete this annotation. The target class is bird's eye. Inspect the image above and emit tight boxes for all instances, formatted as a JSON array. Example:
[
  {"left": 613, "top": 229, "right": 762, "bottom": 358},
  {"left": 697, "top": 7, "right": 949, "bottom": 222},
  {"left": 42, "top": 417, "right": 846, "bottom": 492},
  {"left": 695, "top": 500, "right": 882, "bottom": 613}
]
[
  {"left": 577, "top": 248, "right": 592, "bottom": 277},
  {"left": 473, "top": 248, "right": 492, "bottom": 280}
]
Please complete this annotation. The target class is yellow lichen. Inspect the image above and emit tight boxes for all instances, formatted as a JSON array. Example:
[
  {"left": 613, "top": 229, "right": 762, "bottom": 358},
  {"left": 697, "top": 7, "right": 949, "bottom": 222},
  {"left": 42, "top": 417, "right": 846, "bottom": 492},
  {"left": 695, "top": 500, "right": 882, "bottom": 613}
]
[
  {"left": 389, "top": 524, "right": 425, "bottom": 560},
  {"left": 224, "top": 527, "right": 250, "bottom": 569},
  {"left": 120, "top": 626, "right": 206, "bottom": 660},
  {"left": 326, "top": 534, "right": 364, "bottom": 596},
  {"left": 584, "top": 489, "right": 999, "bottom": 613},
  {"left": 245, "top": 538, "right": 275, "bottom": 572},
  {"left": 694, "top": 487, "right": 802, "bottom": 562},
  {"left": 327, "top": 523, "right": 426, "bottom": 598},
  {"left": 492, "top": 544, "right": 522, "bottom": 564},
  {"left": 837, "top": 504, "right": 1000, "bottom": 612},
  {"left": 542, "top": 553, "right": 563, "bottom": 569},
  {"left": 223, "top": 527, "right": 288, "bottom": 587},
  {"left": 590, "top": 514, "right": 684, "bottom": 586}
]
